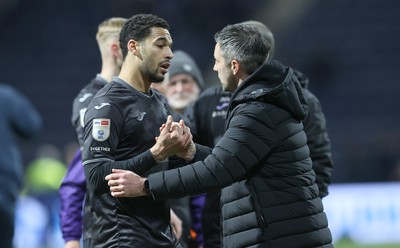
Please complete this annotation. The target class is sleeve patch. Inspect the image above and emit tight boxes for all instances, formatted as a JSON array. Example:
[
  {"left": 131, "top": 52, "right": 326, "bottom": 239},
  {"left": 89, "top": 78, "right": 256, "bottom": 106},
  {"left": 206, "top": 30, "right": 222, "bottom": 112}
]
[{"left": 92, "top": 118, "right": 111, "bottom": 141}]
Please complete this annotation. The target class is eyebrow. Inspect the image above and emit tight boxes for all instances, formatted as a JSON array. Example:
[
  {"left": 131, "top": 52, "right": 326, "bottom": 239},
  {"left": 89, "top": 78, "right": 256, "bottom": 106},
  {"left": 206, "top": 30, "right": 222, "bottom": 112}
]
[{"left": 154, "top": 36, "right": 173, "bottom": 47}]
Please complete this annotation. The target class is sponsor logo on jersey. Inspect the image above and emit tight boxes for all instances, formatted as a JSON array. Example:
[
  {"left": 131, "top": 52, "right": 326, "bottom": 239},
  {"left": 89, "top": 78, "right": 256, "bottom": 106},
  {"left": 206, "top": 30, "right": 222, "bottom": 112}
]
[
  {"left": 79, "top": 93, "right": 93, "bottom": 102},
  {"left": 79, "top": 108, "right": 87, "bottom": 127},
  {"left": 92, "top": 118, "right": 110, "bottom": 141},
  {"left": 137, "top": 112, "right": 147, "bottom": 121},
  {"left": 90, "top": 146, "right": 111, "bottom": 152},
  {"left": 215, "top": 102, "right": 229, "bottom": 110},
  {"left": 212, "top": 110, "right": 227, "bottom": 118},
  {"left": 94, "top": 103, "right": 111, "bottom": 110}
]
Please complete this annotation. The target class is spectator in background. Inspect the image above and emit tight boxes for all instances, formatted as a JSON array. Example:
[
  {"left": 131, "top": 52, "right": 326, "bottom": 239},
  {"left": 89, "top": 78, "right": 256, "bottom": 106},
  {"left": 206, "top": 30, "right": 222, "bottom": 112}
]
[
  {"left": 106, "top": 22, "right": 333, "bottom": 248},
  {"left": 188, "top": 20, "right": 334, "bottom": 247},
  {"left": 59, "top": 17, "right": 127, "bottom": 248},
  {"left": 0, "top": 83, "right": 42, "bottom": 248},
  {"left": 159, "top": 50, "right": 206, "bottom": 247},
  {"left": 17, "top": 144, "right": 67, "bottom": 248},
  {"left": 163, "top": 50, "right": 204, "bottom": 114}
]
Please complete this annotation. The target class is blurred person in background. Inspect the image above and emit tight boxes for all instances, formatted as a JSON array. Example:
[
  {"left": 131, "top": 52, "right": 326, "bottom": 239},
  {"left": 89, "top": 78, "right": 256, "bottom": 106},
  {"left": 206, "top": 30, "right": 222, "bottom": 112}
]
[
  {"left": 0, "top": 83, "right": 42, "bottom": 248},
  {"left": 106, "top": 22, "right": 333, "bottom": 248},
  {"left": 15, "top": 143, "right": 67, "bottom": 248},
  {"left": 81, "top": 13, "right": 192, "bottom": 247},
  {"left": 188, "top": 20, "right": 334, "bottom": 247},
  {"left": 159, "top": 50, "right": 206, "bottom": 248},
  {"left": 59, "top": 17, "right": 127, "bottom": 248}
]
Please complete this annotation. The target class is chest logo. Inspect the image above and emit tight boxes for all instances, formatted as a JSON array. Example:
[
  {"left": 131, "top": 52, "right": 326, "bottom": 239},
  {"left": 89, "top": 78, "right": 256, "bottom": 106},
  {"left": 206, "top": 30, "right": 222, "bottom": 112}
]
[
  {"left": 92, "top": 118, "right": 110, "bottom": 141},
  {"left": 137, "top": 112, "right": 147, "bottom": 121},
  {"left": 94, "top": 103, "right": 111, "bottom": 110}
]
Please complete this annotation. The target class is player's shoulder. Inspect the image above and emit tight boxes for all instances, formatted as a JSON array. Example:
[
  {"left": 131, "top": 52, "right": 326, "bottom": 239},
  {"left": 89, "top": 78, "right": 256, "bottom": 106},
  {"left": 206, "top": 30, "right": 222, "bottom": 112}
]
[{"left": 73, "top": 77, "right": 107, "bottom": 106}]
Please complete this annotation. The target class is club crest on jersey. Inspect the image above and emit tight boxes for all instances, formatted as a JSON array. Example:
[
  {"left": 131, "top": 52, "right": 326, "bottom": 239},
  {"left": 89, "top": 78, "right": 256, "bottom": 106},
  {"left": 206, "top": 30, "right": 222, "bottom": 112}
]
[{"left": 92, "top": 118, "right": 110, "bottom": 141}]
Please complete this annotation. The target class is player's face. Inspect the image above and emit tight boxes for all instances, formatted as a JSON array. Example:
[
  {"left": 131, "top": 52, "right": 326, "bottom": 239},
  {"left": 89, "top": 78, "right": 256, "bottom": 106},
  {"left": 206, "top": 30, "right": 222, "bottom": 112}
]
[
  {"left": 213, "top": 43, "right": 237, "bottom": 92},
  {"left": 140, "top": 27, "right": 173, "bottom": 83},
  {"left": 165, "top": 73, "right": 200, "bottom": 111}
]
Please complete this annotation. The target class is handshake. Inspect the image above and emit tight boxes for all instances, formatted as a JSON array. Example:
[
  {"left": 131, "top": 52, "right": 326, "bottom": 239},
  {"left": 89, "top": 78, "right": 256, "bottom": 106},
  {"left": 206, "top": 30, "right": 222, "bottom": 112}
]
[
  {"left": 105, "top": 115, "right": 196, "bottom": 198},
  {"left": 150, "top": 115, "right": 196, "bottom": 163}
]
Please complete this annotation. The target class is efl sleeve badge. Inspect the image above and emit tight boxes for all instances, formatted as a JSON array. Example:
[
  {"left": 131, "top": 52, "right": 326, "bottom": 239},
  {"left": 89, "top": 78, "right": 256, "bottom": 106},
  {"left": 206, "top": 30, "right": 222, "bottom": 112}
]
[{"left": 92, "top": 118, "right": 111, "bottom": 141}]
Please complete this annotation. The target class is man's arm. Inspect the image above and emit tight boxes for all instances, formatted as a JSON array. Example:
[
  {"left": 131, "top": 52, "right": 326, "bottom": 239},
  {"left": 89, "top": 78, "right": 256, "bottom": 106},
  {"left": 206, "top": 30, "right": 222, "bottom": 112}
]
[
  {"left": 59, "top": 149, "right": 85, "bottom": 246},
  {"left": 106, "top": 110, "right": 276, "bottom": 200},
  {"left": 84, "top": 115, "right": 193, "bottom": 193}
]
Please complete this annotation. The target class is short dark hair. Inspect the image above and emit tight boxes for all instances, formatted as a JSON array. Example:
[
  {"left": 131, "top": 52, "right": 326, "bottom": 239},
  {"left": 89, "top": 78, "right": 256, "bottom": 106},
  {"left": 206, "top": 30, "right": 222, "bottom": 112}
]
[
  {"left": 119, "top": 14, "right": 170, "bottom": 58},
  {"left": 215, "top": 23, "right": 269, "bottom": 75}
]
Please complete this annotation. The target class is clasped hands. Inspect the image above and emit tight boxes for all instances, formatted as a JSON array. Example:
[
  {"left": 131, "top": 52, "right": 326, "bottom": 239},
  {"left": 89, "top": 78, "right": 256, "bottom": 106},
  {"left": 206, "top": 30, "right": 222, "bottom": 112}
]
[{"left": 105, "top": 115, "right": 195, "bottom": 198}]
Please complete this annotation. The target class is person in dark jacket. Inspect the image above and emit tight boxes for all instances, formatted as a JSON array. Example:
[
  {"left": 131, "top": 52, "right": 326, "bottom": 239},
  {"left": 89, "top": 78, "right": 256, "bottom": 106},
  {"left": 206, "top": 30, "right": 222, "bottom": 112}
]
[
  {"left": 106, "top": 23, "right": 333, "bottom": 247},
  {"left": 188, "top": 20, "right": 333, "bottom": 247},
  {"left": 160, "top": 50, "right": 206, "bottom": 248},
  {"left": 0, "top": 83, "right": 42, "bottom": 248}
]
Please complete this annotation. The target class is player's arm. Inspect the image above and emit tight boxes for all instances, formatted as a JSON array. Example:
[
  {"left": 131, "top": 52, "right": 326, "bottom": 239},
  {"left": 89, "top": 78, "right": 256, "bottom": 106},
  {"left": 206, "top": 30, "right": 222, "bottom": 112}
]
[{"left": 59, "top": 149, "right": 85, "bottom": 245}]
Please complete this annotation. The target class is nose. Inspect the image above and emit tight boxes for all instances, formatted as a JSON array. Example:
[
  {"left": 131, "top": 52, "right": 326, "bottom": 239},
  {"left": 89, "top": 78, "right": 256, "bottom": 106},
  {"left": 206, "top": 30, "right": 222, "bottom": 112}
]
[
  {"left": 175, "top": 81, "right": 184, "bottom": 92},
  {"left": 213, "top": 63, "right": 217, "bottom": 71},
  {"left": 166, "top": 47, "right": 173, "bottom": 60}
]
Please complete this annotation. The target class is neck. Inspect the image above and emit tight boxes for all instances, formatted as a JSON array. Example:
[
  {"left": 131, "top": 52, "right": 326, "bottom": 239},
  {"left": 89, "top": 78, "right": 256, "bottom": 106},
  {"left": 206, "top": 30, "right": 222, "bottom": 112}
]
[
  {"left": 236, "top": 71, "right": 249, "bottom": 89},
  {"left": 99, "top": 60, "right": 120, "bottom": 82},
  {"left": 119, "top": 61, "right": 151, "bottom": 93}
]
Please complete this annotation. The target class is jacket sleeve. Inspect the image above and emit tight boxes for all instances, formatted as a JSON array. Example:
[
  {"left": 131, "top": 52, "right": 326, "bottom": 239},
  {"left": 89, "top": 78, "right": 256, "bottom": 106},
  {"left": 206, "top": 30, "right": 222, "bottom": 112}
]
[
  {"left": 148, "top": 105, "right": 276, "bottom": 200},
  {"left": 303, "top": 93, "right": 333, "bottom": 198},
  {"left": 59, "top": 149, "right": 86, "bottom": 242}
]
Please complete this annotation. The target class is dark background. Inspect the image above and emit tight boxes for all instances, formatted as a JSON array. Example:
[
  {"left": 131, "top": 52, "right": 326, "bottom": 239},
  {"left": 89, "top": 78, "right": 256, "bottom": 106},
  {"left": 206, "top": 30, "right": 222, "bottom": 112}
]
[{"left": 1, "top": 0, "right": 399, "bottom": 183}]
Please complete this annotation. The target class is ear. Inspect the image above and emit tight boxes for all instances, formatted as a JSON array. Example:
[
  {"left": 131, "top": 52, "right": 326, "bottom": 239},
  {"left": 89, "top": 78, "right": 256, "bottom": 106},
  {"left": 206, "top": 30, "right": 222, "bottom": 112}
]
[
  {"left": 127, "top": 40, "right": 140, "bottom": 56},
  {"left": 230, "top": 59, "right": 240, "bottom": 75},
  {"left": 111, "top": 43, "right": 120, "bottom": 57}
]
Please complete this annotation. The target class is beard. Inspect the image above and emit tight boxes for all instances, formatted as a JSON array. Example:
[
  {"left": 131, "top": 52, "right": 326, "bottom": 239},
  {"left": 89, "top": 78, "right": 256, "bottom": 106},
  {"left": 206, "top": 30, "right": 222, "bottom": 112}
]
[
  {"left": 168, "top": 91, "right": 198, "bottom": 111},
  {"left": 141, "top": 49, "right": 165, "bottom": 83},
  {"left": 142, "top": 63, "right": 165, "bottom": 83}
]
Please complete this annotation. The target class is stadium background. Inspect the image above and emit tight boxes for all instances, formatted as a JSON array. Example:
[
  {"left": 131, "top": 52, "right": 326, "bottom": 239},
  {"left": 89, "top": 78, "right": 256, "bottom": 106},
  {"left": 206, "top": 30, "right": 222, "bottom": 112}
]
[{"left": 1, "top": 0, "right": 399, "bottom": 247}]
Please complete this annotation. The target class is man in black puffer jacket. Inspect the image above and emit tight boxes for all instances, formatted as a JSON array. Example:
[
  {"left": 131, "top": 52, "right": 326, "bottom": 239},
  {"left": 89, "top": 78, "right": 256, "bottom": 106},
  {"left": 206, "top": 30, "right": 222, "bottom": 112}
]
[
  {"left": 106, "top": 23, "right": 333, "bottom": 248},
  {"left": 188, "top": 21, "right": 334, "bottom": 248}
]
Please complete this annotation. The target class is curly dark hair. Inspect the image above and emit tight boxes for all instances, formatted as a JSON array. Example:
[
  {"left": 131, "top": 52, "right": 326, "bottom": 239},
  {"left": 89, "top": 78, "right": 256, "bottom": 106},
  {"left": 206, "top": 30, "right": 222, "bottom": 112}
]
[{"left": 119, "top": 14, "right": 170, "bottom": 58}]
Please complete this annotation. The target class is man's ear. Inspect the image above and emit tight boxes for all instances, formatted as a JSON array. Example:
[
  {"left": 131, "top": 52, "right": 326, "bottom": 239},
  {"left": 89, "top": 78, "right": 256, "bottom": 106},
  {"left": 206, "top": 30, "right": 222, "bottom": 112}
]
[
  {"left": 127, "top": 40, "right": 140, "bottom": 56},
  {"left": 231, "top": 59, "right": 240, "bottom": 75},
  {"left": 111, "top": 43, "right": 120, "bottom": 57}
]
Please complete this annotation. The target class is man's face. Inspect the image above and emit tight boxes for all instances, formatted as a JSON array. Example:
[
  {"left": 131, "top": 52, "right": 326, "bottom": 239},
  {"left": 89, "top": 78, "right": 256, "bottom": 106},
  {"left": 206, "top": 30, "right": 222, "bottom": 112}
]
[
  {"left": 140, "top": 27, "right": 173, "bottom": 83},
  {"left": 165, "top": 73, "right": 200, "bottom": 111},
  {"left": 213, "top": 43, "right": 236, "bottom": 92}
]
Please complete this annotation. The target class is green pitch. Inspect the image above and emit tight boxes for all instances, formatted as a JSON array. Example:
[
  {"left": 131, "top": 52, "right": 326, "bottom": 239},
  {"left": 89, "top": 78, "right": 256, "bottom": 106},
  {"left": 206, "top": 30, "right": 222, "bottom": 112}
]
[{"left": 335, "top": 238, "right": 400, "bottom": 248}]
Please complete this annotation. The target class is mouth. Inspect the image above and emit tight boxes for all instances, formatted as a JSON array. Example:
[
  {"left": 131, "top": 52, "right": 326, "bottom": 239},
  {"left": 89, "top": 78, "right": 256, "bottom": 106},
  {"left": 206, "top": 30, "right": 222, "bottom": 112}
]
[{"left": 160, "top": 62, "right": 170, "bottom": 74}]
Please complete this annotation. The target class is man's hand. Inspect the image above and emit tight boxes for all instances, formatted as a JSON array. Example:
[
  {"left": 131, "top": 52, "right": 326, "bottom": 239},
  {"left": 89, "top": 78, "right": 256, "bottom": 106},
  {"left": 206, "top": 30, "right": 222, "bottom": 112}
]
[
  {"left": 65, "top": 240, "right": 80, "bottom": 248},
  {"left": 158, "top": 117, "right": 196, "bottom": 161},
  {"left": 150, "top": 115, "right": 186, "bottom": 163},
  {"left": 105, "top": 169, "right": 146, "bottom": 197},
  {"left": 170, "top": 209, "right": 182, "bottom": 240}
]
